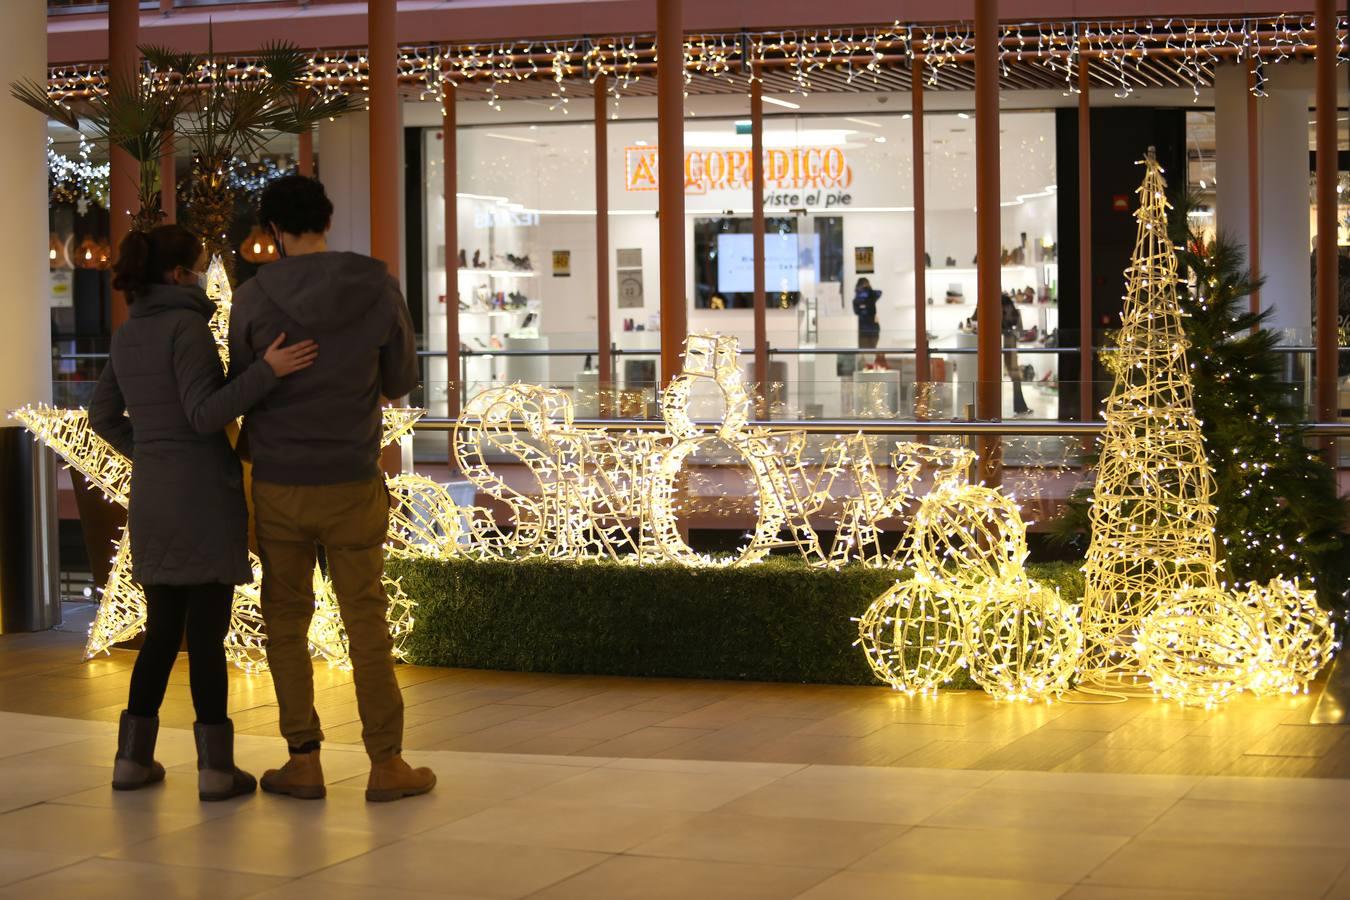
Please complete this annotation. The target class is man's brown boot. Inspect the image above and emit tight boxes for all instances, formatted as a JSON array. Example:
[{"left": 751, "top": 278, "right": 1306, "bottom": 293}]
[
  {"left": 260, "top": 748, "right": 326, "bottom": 800},
  {"left": 366, "top": 754, "right": 436, "bottom": 803}
]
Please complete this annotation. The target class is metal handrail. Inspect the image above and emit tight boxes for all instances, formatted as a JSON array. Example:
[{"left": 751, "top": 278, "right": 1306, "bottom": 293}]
[
  {"left": 56, "top": 344, "right": 1350, "bottom": 364},
  {"left": 419, "top": 348, "right": 597, "bottom": 358},
  {"left": 409, "top": 417, "right": 1350, "bottom": 437}
]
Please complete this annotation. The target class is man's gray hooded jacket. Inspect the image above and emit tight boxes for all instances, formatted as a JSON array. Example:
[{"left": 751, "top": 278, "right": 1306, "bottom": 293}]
[{"left": 228, "top": 251, "right": 418, "bottom": 485}]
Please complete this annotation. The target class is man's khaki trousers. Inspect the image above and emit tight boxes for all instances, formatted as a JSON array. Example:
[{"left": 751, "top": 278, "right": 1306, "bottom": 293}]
[{"left": 254, "top": 477, "right": 403, "bottom": 761}]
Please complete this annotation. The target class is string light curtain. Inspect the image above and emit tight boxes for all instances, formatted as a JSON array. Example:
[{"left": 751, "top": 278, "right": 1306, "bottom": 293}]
[{"left": 42, "top": 16, "right": 1345, "bottom": 108}]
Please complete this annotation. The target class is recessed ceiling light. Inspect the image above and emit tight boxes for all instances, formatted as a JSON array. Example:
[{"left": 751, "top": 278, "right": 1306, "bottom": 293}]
[
  {"left": 485, "top": 132, "right": 540, "bottom": 144},
  {"left": 846, "top": 116, "right": 882, "bottom": 127},
  {"left": 763, "top": 96, "right": 802, "bottom": 110},
  {"left": 957, "top": 112, "right": 971, "bottom": 119},
  {"left": 874, "top": 136, "right": 886, "bottom": 143}
]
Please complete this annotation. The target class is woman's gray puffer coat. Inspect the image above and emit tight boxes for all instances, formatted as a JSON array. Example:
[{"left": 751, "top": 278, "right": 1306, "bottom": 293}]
[{"left": 90, "top": 283, "right": 278, "bottom": 586}]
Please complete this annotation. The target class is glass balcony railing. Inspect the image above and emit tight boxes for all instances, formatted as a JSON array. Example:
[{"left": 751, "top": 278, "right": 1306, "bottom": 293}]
[{"left": 48, "top": 0, "right": 284, "bottom": 12}]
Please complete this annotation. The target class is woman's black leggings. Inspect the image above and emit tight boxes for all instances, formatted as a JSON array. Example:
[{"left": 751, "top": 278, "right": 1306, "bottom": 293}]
[{"left": 126, "top": 584, "right": 234, "bottom": 724}]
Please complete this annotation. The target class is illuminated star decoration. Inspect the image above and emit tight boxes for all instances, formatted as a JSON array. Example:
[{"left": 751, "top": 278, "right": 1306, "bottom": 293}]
[{"left": 14, "top": 255, "right": 422, "bottom": 672}]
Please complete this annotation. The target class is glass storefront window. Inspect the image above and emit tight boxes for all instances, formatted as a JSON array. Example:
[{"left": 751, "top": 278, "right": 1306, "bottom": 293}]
[
  {"left": 420, "top": 104, "right": 1059, "bottom": 426},
  {"left": 422, "top": 120, "right": 601, "bottom": 430}
]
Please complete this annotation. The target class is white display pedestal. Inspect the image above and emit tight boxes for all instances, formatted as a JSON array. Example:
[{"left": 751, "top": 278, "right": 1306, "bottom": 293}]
[
  {"left": 952, "top": 331, "right": 978, "bottom": 418},
  {"left": 848, "top": 369, "right": 903, "bottom": 417},
  {"left": 574, "top": 370, "right": 600, "bottom": 418},
  {"left": 505, "top": 336, "right": 549, "bottom": 386},
  {"left": 615, "top": 332, "right": 661, "bottom": 389},
  {"left": 794, "top": 352, "right": 830, "bottom": 419}
]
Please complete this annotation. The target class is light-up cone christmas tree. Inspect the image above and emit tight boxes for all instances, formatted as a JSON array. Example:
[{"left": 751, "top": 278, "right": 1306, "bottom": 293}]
[{"left": 1080, "top": 150, "right": 1226, "bottom": 680}]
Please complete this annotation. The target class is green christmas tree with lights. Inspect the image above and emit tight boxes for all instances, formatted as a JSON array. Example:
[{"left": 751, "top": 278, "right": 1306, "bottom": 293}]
[
  {"left": 1059, "top": 197, "right": 1348, "bottom": 606},
  {"left": 1166, "top": 200, "right": 1348, "bottom": 603}
]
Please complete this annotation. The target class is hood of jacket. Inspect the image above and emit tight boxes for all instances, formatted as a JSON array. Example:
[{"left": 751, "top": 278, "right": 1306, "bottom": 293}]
[
  {"left": 251, "top": 251, "right": 390, "bottom": 331},
  {"left": 131, "top": 283, "right": 213, "bottom": 319}
]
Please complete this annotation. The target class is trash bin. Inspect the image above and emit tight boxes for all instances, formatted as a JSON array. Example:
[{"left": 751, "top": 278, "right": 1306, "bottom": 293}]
[{"left": 0, "top": 427, "right": 60, "bottom": 633}]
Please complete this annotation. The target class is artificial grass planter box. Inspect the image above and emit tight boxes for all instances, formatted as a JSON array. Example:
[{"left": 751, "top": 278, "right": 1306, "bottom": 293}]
[{"left": 387, "top": 556, "right": 1086, "bottom": 687}]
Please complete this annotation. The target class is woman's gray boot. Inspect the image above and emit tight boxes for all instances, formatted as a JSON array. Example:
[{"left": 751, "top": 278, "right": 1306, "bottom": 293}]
[
  {"left": 194, "top": 720, "right": 257, "bottom": 802},
  {"left": 112, "top": 711, "right": 166, "bottom": 791}
]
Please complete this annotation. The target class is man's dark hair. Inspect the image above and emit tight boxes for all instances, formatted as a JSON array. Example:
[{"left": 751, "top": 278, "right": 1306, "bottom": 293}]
[{"left": 258, "top": 174, "right": 334, "bottom": 235}]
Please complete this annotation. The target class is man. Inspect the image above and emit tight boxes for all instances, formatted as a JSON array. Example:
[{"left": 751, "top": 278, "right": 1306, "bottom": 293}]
[{"left": 229, "top": 175, "right": 435, "bottom": 802}]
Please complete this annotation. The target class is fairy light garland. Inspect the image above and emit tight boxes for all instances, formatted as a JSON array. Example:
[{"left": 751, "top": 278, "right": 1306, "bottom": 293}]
[
  {"left": 47, "top": 135, "right": 109, "bottom": 208},
  {"left": 43, "top": 16, "right": 1345, "bottom": 114}
]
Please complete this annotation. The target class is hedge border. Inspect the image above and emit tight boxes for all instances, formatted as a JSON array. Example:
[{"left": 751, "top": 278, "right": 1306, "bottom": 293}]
[{"left": 388, "top": 556, "right": 1086, "bottom": 686}]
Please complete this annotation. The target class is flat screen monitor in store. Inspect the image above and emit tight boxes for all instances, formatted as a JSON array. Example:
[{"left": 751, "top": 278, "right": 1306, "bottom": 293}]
[
  {"left": 693, "top": 216, "right": 841, "bottom": 310},
  {"left": 715, "top": 233, "right": 817, "bottom": 294}
]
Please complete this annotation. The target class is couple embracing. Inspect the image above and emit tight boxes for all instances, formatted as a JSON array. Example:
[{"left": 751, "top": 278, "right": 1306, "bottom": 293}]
[{"left": 90, "top": 175, "right": 436, "bottom": 803}]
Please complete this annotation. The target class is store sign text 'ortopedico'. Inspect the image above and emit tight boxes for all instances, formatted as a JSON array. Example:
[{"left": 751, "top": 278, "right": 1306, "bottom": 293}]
[{"left": 625, "top": 144, "right": 855, "bottom": 208}]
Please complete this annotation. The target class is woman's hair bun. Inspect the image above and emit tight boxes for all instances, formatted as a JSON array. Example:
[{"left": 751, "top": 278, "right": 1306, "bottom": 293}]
[
  {"left": 110, "top": 225, "right": 203, "bottom": 298},
  {"left": 110, "top": 230, "right": 152, "bottom": 294}
]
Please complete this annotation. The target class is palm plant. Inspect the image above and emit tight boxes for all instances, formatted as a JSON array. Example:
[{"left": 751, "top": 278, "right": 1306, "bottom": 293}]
[
  {"left": 142, "top": 38, "right": 352, "bottom": 275},
  {"left": 13, "top": 33, "right": 352, "bottom": 268},
  {"left": 11, "top": 70, "right": 181, "bottom": 232}
]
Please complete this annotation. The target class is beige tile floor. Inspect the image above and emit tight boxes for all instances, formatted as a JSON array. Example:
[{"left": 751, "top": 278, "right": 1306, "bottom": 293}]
[{"left": 2, "top": 628, "right": 1350, "bottom": 897}]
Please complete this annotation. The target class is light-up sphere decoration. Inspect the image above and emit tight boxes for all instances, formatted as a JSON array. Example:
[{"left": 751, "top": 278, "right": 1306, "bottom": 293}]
[
  {"left": 905, "top": 484, "right": 1029, "bottom": 595},
  {"left": 963, "top": 576, "right": 1083, "bottom": 702},
  {"left": 1135, "top": 587, "right": 1265, "bottom": 707},
  {"left": 856, "top": 578, "right": 966, "bottom": 696},
  {"left": 1241, "top": 579, "right": 1338, "bottom": 696}
]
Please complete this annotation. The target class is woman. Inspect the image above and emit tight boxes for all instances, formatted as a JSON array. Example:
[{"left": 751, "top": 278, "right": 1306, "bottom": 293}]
[
  {"left": 1001, "top": 293, "right": 1032, "bottom": 417},
  {"left": 90, "top": 225, "right": 317, "bottom": 801},
  {"left": 852, "top": 277, "right": 882, "bottom": 350}
]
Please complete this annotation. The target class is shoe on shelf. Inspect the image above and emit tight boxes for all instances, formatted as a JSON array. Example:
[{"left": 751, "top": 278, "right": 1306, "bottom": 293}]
[
  {"left": 112, "top": 711, "right": 166, "bottom": 791},
  {"left": 366, "top": 754, "right": 437, "bottom": 803},
  {"left": 260, "top": 748, "right": 326, "bottom": 800},
  {"left": 194, "top": 720, "right": 257, "bottom": 802}
]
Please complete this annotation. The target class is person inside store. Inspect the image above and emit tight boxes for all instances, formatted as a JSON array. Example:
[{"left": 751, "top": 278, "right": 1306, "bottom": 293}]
[
  {"left": 90, "top": 224, "right": 318, "bottom": 801},
  {"left": 1001, "top": 292, "right": 1032, "bottom": 417},
  {"left": 230, "top": 174, "right": 435, "bottom": 803},
  {"left": 852, "top": 277, "right": 882, "bottom": 350}
]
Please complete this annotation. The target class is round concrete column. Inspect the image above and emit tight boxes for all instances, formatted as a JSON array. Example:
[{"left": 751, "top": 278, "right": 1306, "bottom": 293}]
[{"left": 0, "top": 0, "right": 59, "bottom": 632}]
